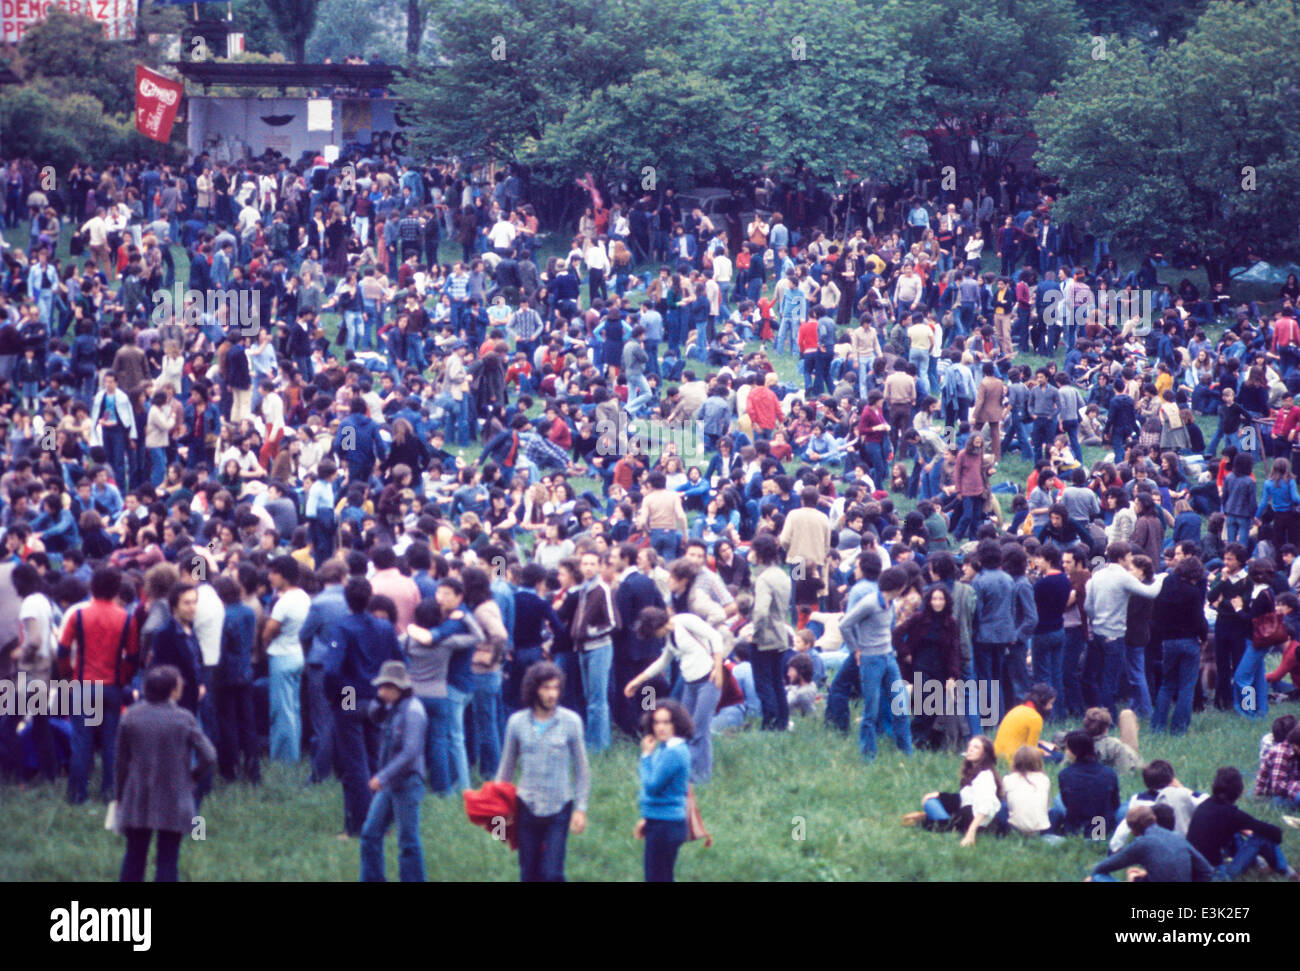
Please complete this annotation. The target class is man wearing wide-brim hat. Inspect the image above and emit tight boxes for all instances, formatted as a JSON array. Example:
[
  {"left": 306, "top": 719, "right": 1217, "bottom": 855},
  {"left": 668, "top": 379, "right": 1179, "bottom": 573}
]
[{"left": 359, "top": 660, "right": 428, "bottom": 882}]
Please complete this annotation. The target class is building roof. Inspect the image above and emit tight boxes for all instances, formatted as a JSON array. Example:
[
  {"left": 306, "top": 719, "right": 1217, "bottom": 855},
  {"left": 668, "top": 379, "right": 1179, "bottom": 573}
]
[{"left": 172, "top": 62, "right": 401, "bottom": 94}]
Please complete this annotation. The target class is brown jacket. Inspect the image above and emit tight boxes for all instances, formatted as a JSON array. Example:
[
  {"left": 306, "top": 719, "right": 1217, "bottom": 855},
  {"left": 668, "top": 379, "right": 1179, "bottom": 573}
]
[{"left": 971, "top": 376, "right": 1006, "bottom": 424}]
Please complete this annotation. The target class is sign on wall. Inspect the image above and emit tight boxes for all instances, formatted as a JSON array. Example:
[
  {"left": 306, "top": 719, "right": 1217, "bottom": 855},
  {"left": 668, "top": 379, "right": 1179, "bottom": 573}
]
[{"left": 1, "top": 0, "right": 137, "bottom": 42}]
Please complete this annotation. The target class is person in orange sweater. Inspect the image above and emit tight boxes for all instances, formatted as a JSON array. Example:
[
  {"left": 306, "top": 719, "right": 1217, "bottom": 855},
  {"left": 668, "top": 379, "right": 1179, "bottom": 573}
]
[{"left": 993, "top": 683, "right": 1058, "bottom": 762}]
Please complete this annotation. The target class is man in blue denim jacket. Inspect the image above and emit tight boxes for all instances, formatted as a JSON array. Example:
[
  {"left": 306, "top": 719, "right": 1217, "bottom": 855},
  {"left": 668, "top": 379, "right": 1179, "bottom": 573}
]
[
  {"left": 360, "top": 661, "right": 427, "bottom": 882},
  {"left": 970, "top": 541, "right": 1018, "bottom": 727}
]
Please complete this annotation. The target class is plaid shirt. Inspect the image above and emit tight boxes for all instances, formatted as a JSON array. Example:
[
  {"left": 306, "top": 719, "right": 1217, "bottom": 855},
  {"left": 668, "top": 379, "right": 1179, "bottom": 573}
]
[
  {"left": 519, "top": 431, "right": 569, "bottom": 470},
  {"left": 1255, "top": 743, "right": 1300, "bottom": 799},
  {"left": 497, "top": 707, "right": 590, "bottom": 816}
]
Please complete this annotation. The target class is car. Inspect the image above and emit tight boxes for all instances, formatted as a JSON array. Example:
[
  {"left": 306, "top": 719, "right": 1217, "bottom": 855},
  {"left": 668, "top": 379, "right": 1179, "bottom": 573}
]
[{"left": 674, "top": 188, "right": 757, "bottom": 228}]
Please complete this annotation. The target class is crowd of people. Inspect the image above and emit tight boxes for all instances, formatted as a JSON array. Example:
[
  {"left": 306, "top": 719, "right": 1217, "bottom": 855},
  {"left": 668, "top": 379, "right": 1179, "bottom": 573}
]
[{"left": 0, "top": 149, "right": 1299, "bottom": 883}]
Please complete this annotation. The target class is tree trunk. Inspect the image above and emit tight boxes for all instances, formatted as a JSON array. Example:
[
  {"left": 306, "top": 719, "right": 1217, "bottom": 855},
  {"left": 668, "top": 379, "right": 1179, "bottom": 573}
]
[
  {"left": 406, "top": 0, "right": 423, "bottom": 62},
  {"left": 293, "top": 35, "right": 306, "bottom": 62}
]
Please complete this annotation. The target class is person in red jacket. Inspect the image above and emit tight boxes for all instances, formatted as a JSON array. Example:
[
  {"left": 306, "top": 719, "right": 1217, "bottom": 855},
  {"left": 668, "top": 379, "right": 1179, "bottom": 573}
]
[
  {"left": 59, "top": 565, "right": 137, "bottom": 805},
  {"left": 746, "top": 372, "right": 783, "bottom": 441}
]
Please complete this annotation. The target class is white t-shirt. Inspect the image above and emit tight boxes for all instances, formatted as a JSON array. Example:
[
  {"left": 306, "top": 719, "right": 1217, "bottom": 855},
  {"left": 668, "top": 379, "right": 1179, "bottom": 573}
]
[
  {"left": 267, "top": 587, "right": 311, "bottom": 660},
  {"left": 488, "top": 220, "right": 516, "bottom": 249},
  {"left": 18, "top": 593, "right": 55, "bottom": 674},
  {"left": 1002, "top": 770, "right": 1052, "bottom": 834}
]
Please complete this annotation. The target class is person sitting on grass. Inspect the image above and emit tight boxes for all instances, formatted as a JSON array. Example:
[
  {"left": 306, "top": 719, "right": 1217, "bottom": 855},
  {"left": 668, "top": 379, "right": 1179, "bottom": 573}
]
[
  {"left": 1186, "top": 766, "right": 1298, "bottom": 881},
  {"left": 902, "top": 735, "right": 1003, "bottom": 847},
  {"left": 993, "top": 683, "right": 1057, "bottom": 763},
  {"left": 1082, "top": 706, "right": 1140, "bottom": 774},
  {"left": 785, "top": 653, "right": 817, "bottom": 718},
  {"left": 1108, "top": 759, "right": 1206, "bottom": 852},
  {"left": 1054, "top": 730, "right": 1121, "bottom": 838},
  {"left": 1086, "top": 804, "right": 1212, "bottom": 883},
  {"left": 1002, "top": 745, "right": 1056, "bottom": 840},
  {"left": 1255, "top": 723, "right": 1300, "bottom": 809}
]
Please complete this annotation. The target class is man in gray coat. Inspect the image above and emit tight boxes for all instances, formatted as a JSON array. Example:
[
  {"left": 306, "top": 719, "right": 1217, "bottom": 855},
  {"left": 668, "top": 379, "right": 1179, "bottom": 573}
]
[{"left": 114, "top": 665, "right": 217, "bottom": 882}]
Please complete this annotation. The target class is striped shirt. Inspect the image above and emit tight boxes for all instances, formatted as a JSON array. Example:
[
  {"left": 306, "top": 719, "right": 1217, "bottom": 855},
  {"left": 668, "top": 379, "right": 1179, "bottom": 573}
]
[
  {"left": 445, "top": 272, "right": 470, "bottom": 300},
  {"left": 497, "top": 707, "right": 591, "bottom": 816}
]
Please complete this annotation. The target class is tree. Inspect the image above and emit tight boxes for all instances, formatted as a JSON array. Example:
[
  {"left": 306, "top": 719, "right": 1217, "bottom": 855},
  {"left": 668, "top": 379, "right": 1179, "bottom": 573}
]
[
  {"left": 697, "top": 0, "right": 927, "bottom": 187},
  {"left": 1033, "top": 0, "right": 1300, "bottom": 283},
  {"left": 265, "top": 0, "right": 323, "bottom": 62},
  {"left": 395, "top": 0, "right": 697, "bottom": 161},
  {"left": 17, "top": 5, "right": 182, "bottom": 116},
  {"left": 305, "top": 0, "right": 404, "bottom": 63},
  {"left": 893, "top": 0, "right": 1084, "bottom": 188},
  {"left": 524, "top": 59, "right": 746, "bottom": 196}
]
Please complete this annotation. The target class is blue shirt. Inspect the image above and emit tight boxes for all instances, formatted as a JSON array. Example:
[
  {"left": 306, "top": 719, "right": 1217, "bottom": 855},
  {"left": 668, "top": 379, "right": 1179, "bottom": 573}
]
[
  {"left": 299, "top": 584, "right": 350, "bottom": 666},
  {"left": 971, "top": 568, "right": 1017, "bottom": 644},
  {"left": 638, "top": 738, "right": 690, "bottom": 821}
]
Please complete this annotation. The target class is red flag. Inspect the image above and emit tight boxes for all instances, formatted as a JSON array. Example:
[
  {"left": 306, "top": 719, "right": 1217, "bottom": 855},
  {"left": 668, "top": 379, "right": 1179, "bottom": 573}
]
[{"left": 134, "top": 66, "right": 183, "bottom": 143}]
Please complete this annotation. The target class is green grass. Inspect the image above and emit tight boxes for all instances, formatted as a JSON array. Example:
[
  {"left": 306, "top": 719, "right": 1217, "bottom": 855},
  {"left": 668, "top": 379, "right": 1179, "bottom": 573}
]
[{"left": 1, "top": 708, "right": 1295, "bottom": 881}]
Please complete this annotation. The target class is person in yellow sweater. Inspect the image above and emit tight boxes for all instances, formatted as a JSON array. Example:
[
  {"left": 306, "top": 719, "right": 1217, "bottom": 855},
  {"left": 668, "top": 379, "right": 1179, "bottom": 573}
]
[{"left": 993, "top": 684, "right": 1057, "bottom": 762}]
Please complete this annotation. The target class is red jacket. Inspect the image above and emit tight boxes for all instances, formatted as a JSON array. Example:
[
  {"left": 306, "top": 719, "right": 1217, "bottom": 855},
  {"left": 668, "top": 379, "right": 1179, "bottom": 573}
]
[
  {"left": 797, "top": 318, "right": 819, "bottom": 354},
  {"left": 747, "top": 386, "right": 782, "bottom": 430},
  {"left": 463, "top": 780, "right": 519, "bottom": 850}
]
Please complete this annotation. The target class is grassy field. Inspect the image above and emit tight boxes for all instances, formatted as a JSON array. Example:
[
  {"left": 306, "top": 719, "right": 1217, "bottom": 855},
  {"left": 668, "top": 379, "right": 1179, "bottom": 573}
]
[{"left": 1, "top": 708, "right": 1294, "bottom": 881}]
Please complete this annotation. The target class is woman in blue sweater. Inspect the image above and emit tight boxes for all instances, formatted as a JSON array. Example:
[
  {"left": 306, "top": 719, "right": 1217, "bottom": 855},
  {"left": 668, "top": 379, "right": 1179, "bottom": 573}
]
[
  {"left": 1255, "top": 457, "right": 1300, "bottom": 549},
  {"left": 635, "top": 699, "right": 693, "bottom": 882}
]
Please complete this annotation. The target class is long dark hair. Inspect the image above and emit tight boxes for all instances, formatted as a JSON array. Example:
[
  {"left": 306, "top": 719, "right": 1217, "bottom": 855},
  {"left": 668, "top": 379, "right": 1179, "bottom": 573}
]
[
  {"left": 959, "top": 735, "right": 1002, "bottom": 798},
  {"left": 520, "top": 660, "right": 563, "bottom": 708}
]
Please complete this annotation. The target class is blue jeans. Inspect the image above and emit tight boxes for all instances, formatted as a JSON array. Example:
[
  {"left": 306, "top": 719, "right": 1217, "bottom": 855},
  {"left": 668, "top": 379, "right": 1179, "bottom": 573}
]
[
  {"left": 148, "top": 447, "right": 168, "bottom": 487},
  {"left": 305, "top": 665, "right": 335, "bottom": 783},
  {"left": 650, "top": 528, "right": 681, "bottom": 562},
  {"left": 952, "top": 495, "right": 984, "bottom": 541},
  {"left": 644, "top": 817, "right": 688, "bottom": 882},
  {"left": 517, "top": 799, "right": 572, "bottom": 882},
  {"left": 268, "top": 654, "right": 304, "bottom": 763},
  {"left": 1233, "top": 639, "right": 1270, "bottom": 719},
  {"left": 1031, "top": 630, "right": 1065, "bottom": 722},
  {"left": 578, "top": 644, "right": 612, "bottom": 753},
  {"left": 775, "top": 315, "right": 798, "bottom": 355},
  {"left": 68, "top": 683, "right": 123, "bottom": 803},
  {"left": 1151, "top": 637, "right": 1200, "bottom": 734},
  {"left": 909, "top": 348, "right": 931, "bottom": 396},
  {"left": 681, "top": 676, "right": 721, "bottom": 781},
  {"left": 1098, "top": 636, "right": 1127, "bottom": 721},
  {"left": 360, "top": 774, "right": 425, "bottom": 881},
  {"left": 1124, "top": 643, "right": 1152, "bottom": 718},
  {"left": 1062, "top": 627, "right": 1087, "bottom": 716},
  {"left": 1005, "top": 417, "right": 1034, "bottom": 459},
  {"left": 825, "top": 649, "right": 861, "bottom": 733},
  {"left": 1215, "top": 832, "right": 1289, "bottom": 880},
  {"left": 420, "top": 695, "right": 452, "bottom": 795},
  {"left": 344, "top": 310, "right": 365, "bottom": 354},
  {"left": 858, "top": 653, "right": 913, "bottom": 761},
  {"left": 1004, "top": 641, "right": 1032, "bottom": 708},
  {"left": 446, "top": 684, "right": 471, "bottom": 792},
  {"left": 470, "top": 670, "right": 503, "bottom": 778},
  {"left": 1226, "top": 515, "right": 1252, "bottom": 549},
  {"left": 335, "top": 706, "right": 379, "bottom": 835},
  {"left": 974, "top": 642, "right": 1008, "bottom": 727},
  {"left": 750, "top": 647, "right": 790, "bottom": 731},
  {"left": 1031, "top": 416, "right": 1055, "bottom": 462}
]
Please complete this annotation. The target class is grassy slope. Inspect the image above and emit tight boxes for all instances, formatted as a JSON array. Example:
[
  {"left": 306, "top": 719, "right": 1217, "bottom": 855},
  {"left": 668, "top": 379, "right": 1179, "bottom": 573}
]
[{"left": 6, "top": 228, "right": 1296, "bottom": 880}]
